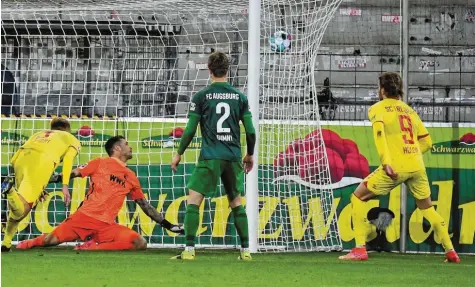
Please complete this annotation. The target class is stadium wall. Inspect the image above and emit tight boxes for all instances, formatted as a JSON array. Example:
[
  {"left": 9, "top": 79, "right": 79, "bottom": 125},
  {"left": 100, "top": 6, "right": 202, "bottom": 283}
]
[{"left": 1, "top": 3, "right": 474, "bottom": 120}]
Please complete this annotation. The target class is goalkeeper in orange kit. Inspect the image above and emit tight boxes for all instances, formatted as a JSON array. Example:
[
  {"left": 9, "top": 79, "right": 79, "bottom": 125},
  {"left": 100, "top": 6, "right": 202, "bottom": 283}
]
[
  {"left": 1, "top": 118, "right": 80, "bottom": 252},
  {"left": 339, "top": 72, "right": 460, "bottom": 263}
]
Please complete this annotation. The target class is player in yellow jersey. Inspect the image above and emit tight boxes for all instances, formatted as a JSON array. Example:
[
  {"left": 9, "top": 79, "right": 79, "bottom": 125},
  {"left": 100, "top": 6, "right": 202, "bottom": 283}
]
[
  {"left": 1, "top": 118, "right": 81, "bottom": 252},
  {"left": 338, "top": 72, "right": 460, "bottom": 263}
]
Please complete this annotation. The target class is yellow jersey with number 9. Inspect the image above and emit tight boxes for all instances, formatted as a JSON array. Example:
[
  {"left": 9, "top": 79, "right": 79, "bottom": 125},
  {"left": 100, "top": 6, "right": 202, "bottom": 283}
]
[
  {"left": 368, "top": 98, "right": 429, "bottom": 172},
  {"left": 17, "top": 130, "right": 81, "bottom": 166}
]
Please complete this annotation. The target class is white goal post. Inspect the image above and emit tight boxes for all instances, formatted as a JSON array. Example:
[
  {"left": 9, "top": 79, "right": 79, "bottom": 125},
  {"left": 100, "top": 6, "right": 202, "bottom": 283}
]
[{"left": 1, "top": 0, "right": 343, "bottom": 252}]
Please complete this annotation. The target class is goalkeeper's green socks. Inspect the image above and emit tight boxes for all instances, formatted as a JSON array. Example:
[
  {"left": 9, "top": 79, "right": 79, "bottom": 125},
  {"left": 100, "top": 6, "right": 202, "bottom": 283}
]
[
  {"left": 184, "top": 204, "right": 200, "bottom": 247},
  {"left": 232, "top": 205, "right": 249, "bottom": 249},
  {"left": 3, "top": 191, "right": 27, "bottom": 249},
  {"left": 351, "top": 194, "right": 371, "bottom": 247},
  {"left": 421, "top": 206, "right": 454, "bottom": 252}
]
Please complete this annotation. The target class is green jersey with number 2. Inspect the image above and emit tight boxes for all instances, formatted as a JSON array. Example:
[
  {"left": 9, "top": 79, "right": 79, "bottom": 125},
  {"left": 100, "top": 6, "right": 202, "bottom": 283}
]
[{"left": 189, "top": 82, "right": 250, "bottom": 162}]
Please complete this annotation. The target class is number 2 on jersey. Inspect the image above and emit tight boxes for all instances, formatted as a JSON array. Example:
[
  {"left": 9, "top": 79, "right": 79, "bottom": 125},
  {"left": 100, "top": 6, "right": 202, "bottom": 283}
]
[
  {"left": 398, "top": 115, "right": 415, "bottom": 144},
  {"left": 216, "top": 102, "right": 230, "bottom": 133}
]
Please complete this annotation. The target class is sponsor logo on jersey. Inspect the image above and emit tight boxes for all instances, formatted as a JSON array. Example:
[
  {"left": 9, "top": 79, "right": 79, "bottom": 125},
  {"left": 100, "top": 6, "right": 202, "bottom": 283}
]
[
  {"left": 431, "top": 132, "right": 475, "bottom": 154},
  {"left": 110, "top": 174, "right": 126, "bottom": 187}
]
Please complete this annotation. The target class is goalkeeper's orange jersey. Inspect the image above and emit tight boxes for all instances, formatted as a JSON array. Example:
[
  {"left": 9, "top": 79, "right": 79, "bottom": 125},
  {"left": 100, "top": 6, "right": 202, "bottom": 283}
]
[
  {"left": 368, "top": 98, "right": 429, "bottom": 172},
  {"left": 77, "top": 157, "right": 145, "bottom": 223},
  {"left": 17, "top": 130, "right": 81, "bottom": 166}
]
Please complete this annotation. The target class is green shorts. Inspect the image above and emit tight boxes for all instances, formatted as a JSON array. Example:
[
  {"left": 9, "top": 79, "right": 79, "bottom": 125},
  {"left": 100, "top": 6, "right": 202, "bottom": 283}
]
[{"left": 187, "top": 159, "right": 244, "bottom": 200}]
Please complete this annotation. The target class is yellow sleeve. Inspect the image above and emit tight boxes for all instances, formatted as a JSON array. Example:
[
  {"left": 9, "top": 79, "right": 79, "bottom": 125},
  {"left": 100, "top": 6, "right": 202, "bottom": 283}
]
[
  {"left": 369, "top": 106, "right": 391, "bottom": 166},
  {"left": 372, "top": 122, "right": 392, "bottom": 165},
  {"left": 69, "top": 136, "right": 81, "bottom": 153},
  {"left": 61, "top": 135, "right": 81, "bottom": 185},
  {"left": 415, "top": 115, "right": 429, "bottom": 138},
  {"left": 368, "top": 105, "right": 384, "bottom": 125},
  {"left": 419, "top": 135, "right": 432, "bottom": 154},
  {"left": 61, "top": 147, "right": 78, "bottom": 185},
  {"left": 414, "top": 114, "right": 431, "bottom": 154}
]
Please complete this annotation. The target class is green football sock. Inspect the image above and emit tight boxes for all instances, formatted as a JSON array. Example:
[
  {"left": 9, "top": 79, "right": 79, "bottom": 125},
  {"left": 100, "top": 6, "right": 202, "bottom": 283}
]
[
  {"left": 185, "top": 204, "right": 200, "bottom": 247},
  {"left": 232, "top": 205, "right": 249, "bottom": 248}
]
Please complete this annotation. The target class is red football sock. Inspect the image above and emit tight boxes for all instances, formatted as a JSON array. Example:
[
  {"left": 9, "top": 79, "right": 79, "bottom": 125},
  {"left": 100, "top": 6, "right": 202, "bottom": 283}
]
[
  {"left": 27, "top": 234, "right": 46, "bottom": 248},
  {"left": 33, "top": 234, "right": 46, "bottom": 246},
  {"left": 88, "top": 241, "right": 134, "bottom": 251}
]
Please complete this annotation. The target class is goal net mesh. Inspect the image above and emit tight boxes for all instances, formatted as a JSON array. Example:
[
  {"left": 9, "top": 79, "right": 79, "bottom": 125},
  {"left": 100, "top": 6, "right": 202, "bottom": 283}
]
[{"left": 1, "top": 0, "right": 343, "bottom": 251}]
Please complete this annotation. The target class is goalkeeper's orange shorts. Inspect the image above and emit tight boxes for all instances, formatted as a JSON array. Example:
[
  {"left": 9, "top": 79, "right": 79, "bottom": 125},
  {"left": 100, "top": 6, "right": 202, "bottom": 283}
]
[
  {"left": 363, "top": 166, "right": 431, "bottom": 200},
  {"left": 12, "top": 149, "right": 55, "bottom": 206},
  {"left": 52, "top": 211, "right": 141, "bottom": 243}
]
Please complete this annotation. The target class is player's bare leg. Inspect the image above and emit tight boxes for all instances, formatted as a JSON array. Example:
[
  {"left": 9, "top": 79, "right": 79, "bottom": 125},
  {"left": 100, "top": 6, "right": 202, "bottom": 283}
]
[
  {"left": 229, "top": 195, "right": 251, "bottom": 261},
  {"left": 415, "top": 197, "right": 460, "bottom": 263},
  {"left": 339, "top": 182, "right": 377, "bottom": 261},
  {"left": 2, "top": 186, "right": 32, "bottom": 252},
  {"left": 171, "top": 189, "right": 203, "bottom": 260}
]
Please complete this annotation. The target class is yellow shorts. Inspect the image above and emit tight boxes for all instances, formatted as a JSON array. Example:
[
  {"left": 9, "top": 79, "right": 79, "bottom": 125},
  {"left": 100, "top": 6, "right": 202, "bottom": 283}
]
[
  {"left": 13, "top": 149, "right": 56, "bottom": 206},
  {"left": 364, "top": 166, "right": 431, "bottom": 200}
]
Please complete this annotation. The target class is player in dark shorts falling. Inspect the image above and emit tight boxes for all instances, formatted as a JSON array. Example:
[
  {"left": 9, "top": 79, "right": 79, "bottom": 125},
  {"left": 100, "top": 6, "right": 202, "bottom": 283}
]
[{"left": 171, "top": 51, "right": 256, "bottom": 260}]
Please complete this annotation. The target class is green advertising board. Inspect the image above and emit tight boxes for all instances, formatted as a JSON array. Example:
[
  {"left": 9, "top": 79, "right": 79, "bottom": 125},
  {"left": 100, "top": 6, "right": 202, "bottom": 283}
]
[{"left": 1, "top": 118, "right": 474, "bottom": 253}]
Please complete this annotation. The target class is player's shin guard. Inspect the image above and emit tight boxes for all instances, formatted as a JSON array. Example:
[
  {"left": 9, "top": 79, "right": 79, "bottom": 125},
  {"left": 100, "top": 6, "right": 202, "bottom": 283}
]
[
  {"left": 232, "top": 205, "right": 249, "bottom": 248},
  {"left": 184, "top": 204, "right": 200, "bottom": 247},
  {"left": 421, "top": 207, "right": 454, "bottom": 252},
  {"left": 351, "top": 194, "right": 370, "bottom": 247}
]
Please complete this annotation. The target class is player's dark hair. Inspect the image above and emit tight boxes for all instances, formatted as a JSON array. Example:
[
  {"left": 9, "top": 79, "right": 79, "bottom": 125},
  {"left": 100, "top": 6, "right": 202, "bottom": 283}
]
[
  {"left": 208, "top": 52, "right": 229, "bottom": 78},
  {"left": 379, "top": 72, "right": 403, "bottom": 98},
  {"left": 105, "top": 136, "right": 125, "bottom": 156},
  {"left": 50, "top": 117, "right": 71, "bottom": 131}
]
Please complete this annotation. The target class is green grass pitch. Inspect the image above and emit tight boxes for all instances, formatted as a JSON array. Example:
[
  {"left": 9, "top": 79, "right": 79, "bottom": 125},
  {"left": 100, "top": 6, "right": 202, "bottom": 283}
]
[{"left": 2, "top": 249, "right": 474, "bottom": 287}]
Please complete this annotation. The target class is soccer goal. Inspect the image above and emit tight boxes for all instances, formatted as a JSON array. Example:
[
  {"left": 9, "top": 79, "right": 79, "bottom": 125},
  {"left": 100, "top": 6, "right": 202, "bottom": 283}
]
[{"left": 1, "top": 0, "right": 343, "bottom": 252}]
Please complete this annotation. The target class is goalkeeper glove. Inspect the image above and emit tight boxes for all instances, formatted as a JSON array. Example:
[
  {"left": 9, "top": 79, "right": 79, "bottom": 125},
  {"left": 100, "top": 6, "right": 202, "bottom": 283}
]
[
  {"left": 160, "top": 219, "right": 185, "bottom": 234},
  {"left": 49, "top": 172, "right": 63, "bottom": 184}
]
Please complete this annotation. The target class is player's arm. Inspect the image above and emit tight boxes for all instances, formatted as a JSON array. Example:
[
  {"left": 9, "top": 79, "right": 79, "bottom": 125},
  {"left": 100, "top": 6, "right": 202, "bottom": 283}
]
[
  {"left": 49, "top": 158, "right": 100, "bottom": 183},
  {"left": 368, "top": 106, "right": 395, "bottom": 178},
  {"left": 415, "top": 116, "right": 432, "bottom": 154},
  {"left": 129, "top": 174, "right": 184, "bottom": 234},
  {"left": 241, "top": 97, "right": 256, "bottom": 156},
  {"left": 172, "top": 93, "right": 202, "bottom": 172},
  {"left": 418, "top": 134, "right": 432, "bottom": 154},
  {"left": 177, "top": 114, "right": 200, "bottom": 155},
  {"left": 177, "top": 93, "right": 202, "bottom": 156},
  {"left": 135, "top": 198, "right": 184, "bottom": 234},
  {"left": 240, "top": 96, "right": 256, "bottom": 173},
  {"left": 60, "top": 147, "right": 79, "bottom": 186}
]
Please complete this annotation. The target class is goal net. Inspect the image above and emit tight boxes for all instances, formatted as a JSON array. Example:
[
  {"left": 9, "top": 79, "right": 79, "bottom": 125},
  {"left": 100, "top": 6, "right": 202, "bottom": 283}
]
[{"left": 1, "top": 0, "right": 342, "bottom": 252}]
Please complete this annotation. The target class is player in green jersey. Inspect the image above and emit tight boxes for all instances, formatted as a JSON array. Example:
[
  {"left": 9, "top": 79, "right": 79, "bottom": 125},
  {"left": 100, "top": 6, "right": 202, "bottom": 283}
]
[{"left": 171, "top": 51, "right": 256, "bottom": 261}]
